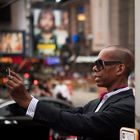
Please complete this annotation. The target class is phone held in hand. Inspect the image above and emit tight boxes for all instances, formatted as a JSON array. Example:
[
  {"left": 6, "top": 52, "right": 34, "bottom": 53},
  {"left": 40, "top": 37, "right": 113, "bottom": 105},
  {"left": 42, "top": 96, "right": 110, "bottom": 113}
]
[{"left": 0, "top": 63, "right": 10, "bottom": 78}]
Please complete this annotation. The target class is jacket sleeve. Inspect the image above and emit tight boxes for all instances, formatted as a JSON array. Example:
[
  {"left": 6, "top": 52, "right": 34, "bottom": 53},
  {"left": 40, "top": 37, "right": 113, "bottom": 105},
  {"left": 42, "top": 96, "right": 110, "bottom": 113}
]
[{"left": 33, "top": 97, "right": 134, "bottom": 137}]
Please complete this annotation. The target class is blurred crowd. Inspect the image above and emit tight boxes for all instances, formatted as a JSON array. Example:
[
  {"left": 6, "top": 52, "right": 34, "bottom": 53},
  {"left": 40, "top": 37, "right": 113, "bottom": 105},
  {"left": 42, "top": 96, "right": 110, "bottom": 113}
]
[
  {"left": 0, "top": 59, "right": 135, "bottom": 104},
  {"left": 0, "top": 62, "right": 97, "bottom": 105}
]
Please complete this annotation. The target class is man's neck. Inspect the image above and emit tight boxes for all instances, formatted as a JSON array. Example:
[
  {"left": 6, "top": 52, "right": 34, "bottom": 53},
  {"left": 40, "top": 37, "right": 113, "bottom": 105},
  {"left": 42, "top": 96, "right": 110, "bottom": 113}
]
[{"left": 107, "top": 84, "right": 128, "bottom": 92}]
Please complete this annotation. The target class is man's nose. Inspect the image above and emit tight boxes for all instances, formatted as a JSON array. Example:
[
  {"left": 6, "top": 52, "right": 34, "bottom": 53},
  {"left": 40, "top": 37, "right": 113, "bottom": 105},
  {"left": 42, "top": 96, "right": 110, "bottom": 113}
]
[{"left": 92, "top": 66, "right": 98, "bottom": 72}]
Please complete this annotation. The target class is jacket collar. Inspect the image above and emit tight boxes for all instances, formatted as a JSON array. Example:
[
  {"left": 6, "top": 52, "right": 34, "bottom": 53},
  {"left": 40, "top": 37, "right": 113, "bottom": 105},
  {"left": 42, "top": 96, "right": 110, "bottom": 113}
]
[{"left": 97, "top": 88, "right": 134, "bottom": 112}]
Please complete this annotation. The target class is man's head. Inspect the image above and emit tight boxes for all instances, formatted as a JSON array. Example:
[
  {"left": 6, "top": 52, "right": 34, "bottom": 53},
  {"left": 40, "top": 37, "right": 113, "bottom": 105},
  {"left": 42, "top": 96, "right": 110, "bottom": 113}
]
[
  {"left": 38, "top": 9, "right": 55, "bottom": 33},
  {"left": 92, "top": 45, "right": 134, "bottom": 90}
]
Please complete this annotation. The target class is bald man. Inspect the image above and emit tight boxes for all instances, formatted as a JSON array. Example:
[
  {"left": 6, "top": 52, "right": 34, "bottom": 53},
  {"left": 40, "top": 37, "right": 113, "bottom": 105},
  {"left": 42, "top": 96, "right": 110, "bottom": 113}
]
[{"left": 6, "top": 45, "right": 135, "bottom": 140}]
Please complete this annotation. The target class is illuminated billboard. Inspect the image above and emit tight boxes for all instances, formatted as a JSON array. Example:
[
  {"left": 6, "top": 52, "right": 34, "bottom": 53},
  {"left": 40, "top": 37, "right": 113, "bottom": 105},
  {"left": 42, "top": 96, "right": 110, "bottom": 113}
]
[
  {"left": 0, "top": 30, "right": 25, "bottom": 56},
  {"left": 33, "top": 8, "right": 69, "bottom": 57}
]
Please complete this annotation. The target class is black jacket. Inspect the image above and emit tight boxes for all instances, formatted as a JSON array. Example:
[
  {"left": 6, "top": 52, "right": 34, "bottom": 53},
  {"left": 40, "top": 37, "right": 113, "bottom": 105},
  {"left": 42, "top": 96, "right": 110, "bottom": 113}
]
[{"left": 33, "top": 89, "right": 135, "bottom": 140}]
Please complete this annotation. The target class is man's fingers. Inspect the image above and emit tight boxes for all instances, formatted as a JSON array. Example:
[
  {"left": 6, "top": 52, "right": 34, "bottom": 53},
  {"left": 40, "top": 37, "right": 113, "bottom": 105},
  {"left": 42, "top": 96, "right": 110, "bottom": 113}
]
[
  {"left": 9, "top": 70, "right": 22, "bottom": 81},
  {"left": 8, "top": 75, "right": 21, "bottom": 84},
  {"left": 6, "top": 78, "right": 18, "bottom": 88}
]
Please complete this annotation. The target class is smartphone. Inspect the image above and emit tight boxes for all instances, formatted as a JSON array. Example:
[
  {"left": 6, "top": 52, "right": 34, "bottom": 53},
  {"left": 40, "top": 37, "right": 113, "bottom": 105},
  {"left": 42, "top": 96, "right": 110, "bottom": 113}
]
[
  {"left": 0, "top": 64, "right": 10, "bottom": 78},
  {"left": 120, "top": 127, "right": 139, "bottom": 140}
]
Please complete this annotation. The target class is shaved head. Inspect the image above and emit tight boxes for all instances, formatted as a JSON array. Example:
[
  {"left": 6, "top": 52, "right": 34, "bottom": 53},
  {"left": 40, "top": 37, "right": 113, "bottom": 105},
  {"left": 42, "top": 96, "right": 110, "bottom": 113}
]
[{"left": 100, "top": 45, "right": 134, "bottom": 77}]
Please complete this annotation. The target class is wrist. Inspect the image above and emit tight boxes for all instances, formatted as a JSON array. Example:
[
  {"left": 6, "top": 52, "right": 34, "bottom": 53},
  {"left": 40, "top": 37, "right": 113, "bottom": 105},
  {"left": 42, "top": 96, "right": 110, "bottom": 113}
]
[
  {"left": 22, "top": 96, "right": 32, "bottom": 109},
  {"left": 14, "top": 95, "right": 32, "bottom": 109}
]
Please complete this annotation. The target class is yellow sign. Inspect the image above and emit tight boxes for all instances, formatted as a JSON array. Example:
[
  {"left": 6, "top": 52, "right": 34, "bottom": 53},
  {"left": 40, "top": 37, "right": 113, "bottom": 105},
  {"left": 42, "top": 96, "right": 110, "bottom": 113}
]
[
  {"left": 37, "top": 44, "right": 56, "bottom": 50},
  {"left": 37, "top": 43, "right": 56, "bottom": 55}
]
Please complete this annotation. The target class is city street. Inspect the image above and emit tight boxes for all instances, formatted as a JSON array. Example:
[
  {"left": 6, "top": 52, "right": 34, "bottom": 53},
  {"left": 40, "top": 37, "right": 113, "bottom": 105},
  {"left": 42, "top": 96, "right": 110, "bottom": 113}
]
[{"left": 71, "top": 89, "right": 98, "bottom": 107}]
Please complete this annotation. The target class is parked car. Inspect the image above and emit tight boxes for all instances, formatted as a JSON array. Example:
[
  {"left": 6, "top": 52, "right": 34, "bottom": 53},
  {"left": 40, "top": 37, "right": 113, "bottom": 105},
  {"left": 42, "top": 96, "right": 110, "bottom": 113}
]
[{"left": 0, "top": 97, "right": 76, "bottom": 140}]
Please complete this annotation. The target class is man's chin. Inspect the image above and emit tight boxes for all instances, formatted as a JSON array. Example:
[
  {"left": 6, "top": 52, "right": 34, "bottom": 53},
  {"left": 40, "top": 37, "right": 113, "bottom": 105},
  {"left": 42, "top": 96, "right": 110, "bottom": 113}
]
[{"left": 96, "top": 83, "right": 104, "bottom": 87}]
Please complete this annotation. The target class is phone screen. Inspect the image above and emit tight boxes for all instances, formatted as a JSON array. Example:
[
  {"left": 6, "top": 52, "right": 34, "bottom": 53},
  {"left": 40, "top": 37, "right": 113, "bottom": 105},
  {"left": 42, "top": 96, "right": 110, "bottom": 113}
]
[
  {"left": 121, "top": 130, "right": 135, "bottom": 140},
  {"left": 120, "top": 127, "right": 139, "bottom": 140},
  {"left": 0, "top": 64, "right": 10, "bottom": 78}
]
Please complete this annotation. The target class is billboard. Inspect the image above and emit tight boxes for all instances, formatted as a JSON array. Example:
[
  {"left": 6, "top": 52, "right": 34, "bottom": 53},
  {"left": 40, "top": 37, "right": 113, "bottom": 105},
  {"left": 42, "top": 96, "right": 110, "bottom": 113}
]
[
  {"left": 0, "top": 30, "right": 25, "bottom": 56},
  {"left": 33, "top": 8, "right": 69, "bottom": 57}
]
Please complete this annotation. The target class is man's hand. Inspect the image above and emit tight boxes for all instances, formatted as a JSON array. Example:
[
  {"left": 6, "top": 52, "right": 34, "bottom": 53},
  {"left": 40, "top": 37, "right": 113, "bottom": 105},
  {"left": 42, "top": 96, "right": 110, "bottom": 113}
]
[{"left": 6, "top": 70, "right": 32, "bottom": 109}]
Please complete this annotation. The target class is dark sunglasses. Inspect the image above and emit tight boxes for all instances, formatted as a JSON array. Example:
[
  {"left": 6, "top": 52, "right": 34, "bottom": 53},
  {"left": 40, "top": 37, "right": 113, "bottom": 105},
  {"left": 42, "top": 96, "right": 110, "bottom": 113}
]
[{"left": 93, "top": 59, "right": 122, "bottom": 71}]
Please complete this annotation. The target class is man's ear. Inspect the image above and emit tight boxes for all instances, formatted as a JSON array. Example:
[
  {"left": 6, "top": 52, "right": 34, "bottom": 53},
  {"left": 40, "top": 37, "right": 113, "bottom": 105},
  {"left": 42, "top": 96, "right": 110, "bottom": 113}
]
[{"left": 116, "top": 64, "right": 125, "bottom": 75}]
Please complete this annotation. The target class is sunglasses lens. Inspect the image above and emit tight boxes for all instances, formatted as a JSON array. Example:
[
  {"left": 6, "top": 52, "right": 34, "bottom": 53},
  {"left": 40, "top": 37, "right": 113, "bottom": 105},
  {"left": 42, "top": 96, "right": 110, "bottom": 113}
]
[
  {"left": 95, "top": 60, "right": 104, "bottom": 71},
  {"left": 93, "top": 59, "right": 122, "bottom": 72}
]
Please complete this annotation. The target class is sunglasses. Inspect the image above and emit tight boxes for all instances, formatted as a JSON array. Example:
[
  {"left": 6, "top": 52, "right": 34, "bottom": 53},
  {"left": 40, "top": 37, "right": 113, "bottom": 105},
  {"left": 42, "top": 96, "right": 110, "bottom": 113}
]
[{"left": 93, "top": 59, "right": 122, "bottom": 72}]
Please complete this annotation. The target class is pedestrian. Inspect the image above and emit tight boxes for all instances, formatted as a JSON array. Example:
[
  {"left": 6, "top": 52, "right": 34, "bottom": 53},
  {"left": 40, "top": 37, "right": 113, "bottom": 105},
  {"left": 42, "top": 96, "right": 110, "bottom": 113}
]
[
  {"left": 6, "top": 45, "right": 134, "bottom": 140},
  {"left": 52, "top": 77, "right": 72, "bottom": 103}
]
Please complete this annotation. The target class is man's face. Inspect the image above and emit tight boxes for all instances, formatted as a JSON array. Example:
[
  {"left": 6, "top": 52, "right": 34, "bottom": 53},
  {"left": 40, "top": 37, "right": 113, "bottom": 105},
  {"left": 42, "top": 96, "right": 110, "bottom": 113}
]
[
  {"left": 92, "top": 49, "right": 121, "bottom": 88},
  {"left": 39, "top": 13, "right": 54, "bottom": 33}
]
